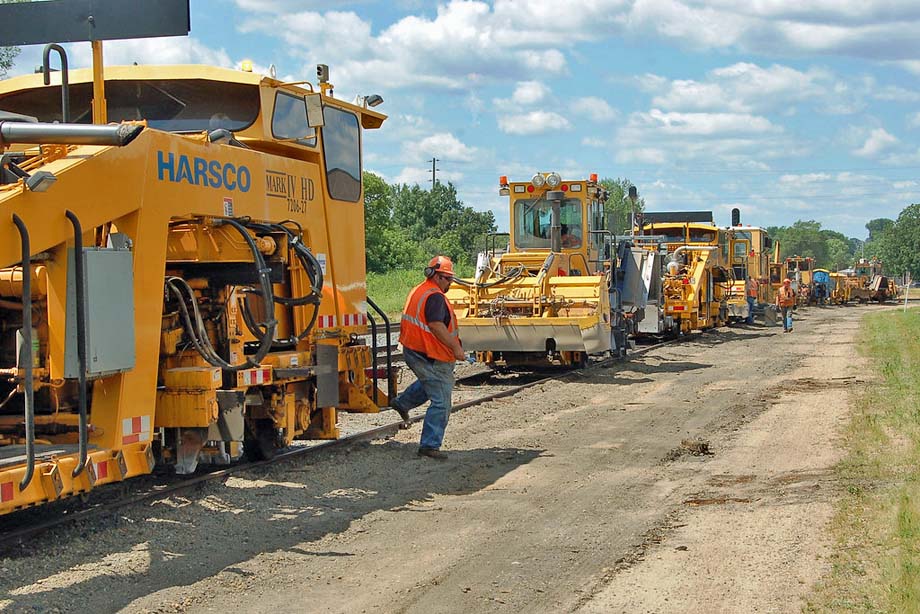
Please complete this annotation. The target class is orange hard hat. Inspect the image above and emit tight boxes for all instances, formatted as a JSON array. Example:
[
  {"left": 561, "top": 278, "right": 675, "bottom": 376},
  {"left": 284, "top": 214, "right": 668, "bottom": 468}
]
[{"left": 427, "top": 255, "right": 455, "bottom": 277}]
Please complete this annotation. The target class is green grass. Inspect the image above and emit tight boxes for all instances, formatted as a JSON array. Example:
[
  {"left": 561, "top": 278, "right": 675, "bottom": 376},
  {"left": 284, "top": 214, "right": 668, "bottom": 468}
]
[
  {"left": 367, "top": 264, "right": 475, "bottom": 318},
  {"left": 806, "top": 307, "right": 920, "bottom": 613},
  {"left": 367, "top": 269, "right": 422, "bottom": 317}
]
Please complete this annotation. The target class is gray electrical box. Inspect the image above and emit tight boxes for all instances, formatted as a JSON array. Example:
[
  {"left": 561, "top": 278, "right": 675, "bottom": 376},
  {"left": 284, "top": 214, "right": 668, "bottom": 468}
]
[{"left": 65, "top": 246, "right": 136, "bottom": 378}]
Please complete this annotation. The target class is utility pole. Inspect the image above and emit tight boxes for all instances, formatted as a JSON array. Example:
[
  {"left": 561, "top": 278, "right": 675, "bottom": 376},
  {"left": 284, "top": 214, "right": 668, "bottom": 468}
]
[{"left": 429, "top": 158, "right": 440, "bottom": 187}]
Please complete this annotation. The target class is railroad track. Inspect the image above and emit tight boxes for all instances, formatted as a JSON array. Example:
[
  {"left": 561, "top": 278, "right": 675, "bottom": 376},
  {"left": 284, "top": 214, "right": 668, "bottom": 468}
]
[{"left": 0, "top": 335, "right": 679, "bottom": 552}]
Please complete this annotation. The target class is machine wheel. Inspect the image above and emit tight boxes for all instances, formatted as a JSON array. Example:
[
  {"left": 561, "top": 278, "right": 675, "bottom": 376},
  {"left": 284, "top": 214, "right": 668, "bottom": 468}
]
[{"left": 245, "top": 418, "right": 280, "bottom": 461}]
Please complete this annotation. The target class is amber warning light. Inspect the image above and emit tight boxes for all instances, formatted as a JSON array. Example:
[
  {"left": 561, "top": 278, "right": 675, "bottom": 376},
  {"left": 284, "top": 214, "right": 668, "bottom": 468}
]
[
  {"left": 499, "top": 175, "right": 508, "bottom": 186},
  {"left": 590, "top": 173, "right": 598, "bottom": 183}
]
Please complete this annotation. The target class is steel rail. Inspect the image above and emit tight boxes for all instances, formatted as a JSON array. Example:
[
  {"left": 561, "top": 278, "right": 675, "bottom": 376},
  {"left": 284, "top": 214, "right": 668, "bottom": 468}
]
[{"left": 0, "top": 335, "right": 681, "bottom": 550}]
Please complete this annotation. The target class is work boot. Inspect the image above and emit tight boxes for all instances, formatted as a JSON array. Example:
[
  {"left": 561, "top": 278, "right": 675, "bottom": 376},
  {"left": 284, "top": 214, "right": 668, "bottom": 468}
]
[
  {"left": 417, "top": 447, "right": 448, "bottom": 460},
  {"left": 390, "top": 404, "right": 410, "bottom": 424}
]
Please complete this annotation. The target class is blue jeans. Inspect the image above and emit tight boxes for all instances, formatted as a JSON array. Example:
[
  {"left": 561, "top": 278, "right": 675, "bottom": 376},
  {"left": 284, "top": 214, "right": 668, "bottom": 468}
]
[
  {"left": 781, "top": 306, "right": 793, "bottom": 331},
  {"left": 392, "top": 348, "right": 454, "bottom": 449},
  {"left": 746, "top": 296, "right": 756, "bottom": 324}
]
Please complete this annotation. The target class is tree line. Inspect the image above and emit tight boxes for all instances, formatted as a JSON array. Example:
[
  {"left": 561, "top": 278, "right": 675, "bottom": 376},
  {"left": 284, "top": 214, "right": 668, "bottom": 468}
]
[
  {"left": 764, "top": 204, "right": 920, "bottom": 279},
  {"left": 765, "top": 220, "right": 863, "bottom": 272},
  {"left": 862, "top": 205, "right": 920, "bottom": 279},
  {"left": 363, "top": 172, "right": 496, "bottom": 273}
]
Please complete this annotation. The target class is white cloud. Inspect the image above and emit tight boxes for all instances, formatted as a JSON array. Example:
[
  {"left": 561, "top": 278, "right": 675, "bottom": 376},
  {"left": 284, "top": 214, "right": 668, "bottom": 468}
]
[
  {"left": 778, "top": 173, "right": 833, "bottom": 186},
  {"left": 12, "top": 36, "right": 234, "bottom": 77},
  {"left": 908, "top": 112, "right": 920, "bottom": 129},
  {"left": 626, "top": 1, "right": 920, "bottom": 61},
  {"left": 512, "top": 81, "right": 550, "bottom": 105},
  {"left": 872, "top": 84, "right": 920, "bottom": 103},
  {"left": 235, "top": 0, "right": 357, "bottom": 10},
  {"left": 497, "top": 111, "right": 571, "bottom": 135},
  {"left": 571, "top": 97, "right": 617, "bottom": 122},
  {"left": 403, "top": 133, "right": 478, "bottom": 163},
  {"left": 237, "top": 2, "right": 581, "bottom": 93},
  {"left": 493, "top": 81, "right": 552, "bottom": 110},
  {"left": 650, "top": 62, "right": 831, "bottom": 113},
  {"left": 853, "top": 128, "right": 898, "bottom": 157},
  {"left": 630, "top": 110, "right": 778, "bottom": 136},
  {"left": 581, "top": 136, "right": 607, "bottom": 148}
]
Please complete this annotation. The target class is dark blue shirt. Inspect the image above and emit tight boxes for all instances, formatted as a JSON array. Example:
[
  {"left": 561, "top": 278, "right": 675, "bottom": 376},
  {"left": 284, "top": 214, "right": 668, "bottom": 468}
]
[{"left": 424, "top": 292, "right": 451, "bottom": 327}]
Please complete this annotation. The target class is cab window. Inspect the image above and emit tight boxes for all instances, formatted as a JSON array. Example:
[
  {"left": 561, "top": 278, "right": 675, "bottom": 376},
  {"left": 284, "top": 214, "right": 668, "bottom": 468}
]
[
  {"left": 0, "top": 79, "right": 261, "bottom": 131},
  {"left": 514, "top": 198, "right": 582, "bottom": 249},
  {"left": 271, "top": 91, "right": 316, "bottom": 146},
  {"left": 640, "top": 227, "right": 685, "bottom": 243},
  {"left": 689, "top": 228, "right": 716, "bottom": 243},
  {"left": 322, "top": 106, "right": 361, "bottom": 202}
]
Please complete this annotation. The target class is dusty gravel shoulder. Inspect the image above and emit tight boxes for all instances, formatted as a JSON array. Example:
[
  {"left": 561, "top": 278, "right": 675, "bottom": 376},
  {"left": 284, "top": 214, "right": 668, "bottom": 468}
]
[
  {"left": 0, "top": 305, "right": 872, "bottom": 614},
  {"left": 577, "top": 308, "right": 864, "bottom": 613}
]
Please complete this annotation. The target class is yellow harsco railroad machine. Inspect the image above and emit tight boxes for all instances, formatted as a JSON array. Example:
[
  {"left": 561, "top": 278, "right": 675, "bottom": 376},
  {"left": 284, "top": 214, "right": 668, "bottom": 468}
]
[
  {"left": 636, "top": 212, "right": 731, "bottom": 333},
  {"left": 720, "top": 210, "right": 779, "bottom": 321},
  {"left": 446, "top": 173, "right": 652, "bottom": 368},
  {"left": 0, "top": 51, "right": 394, "bottom": 510}
]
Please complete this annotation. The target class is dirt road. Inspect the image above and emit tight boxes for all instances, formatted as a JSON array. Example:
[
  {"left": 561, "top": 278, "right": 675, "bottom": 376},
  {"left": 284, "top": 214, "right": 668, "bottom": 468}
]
[{"left": 0, "top": 305, "right": 869, "bottom": 613}]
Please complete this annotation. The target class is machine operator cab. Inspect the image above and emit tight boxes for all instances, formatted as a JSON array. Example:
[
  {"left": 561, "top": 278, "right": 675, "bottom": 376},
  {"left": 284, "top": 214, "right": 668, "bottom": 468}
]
[
  {"left": 501, "top": 172, "right": 608, "bottom": 277},
  {"left": 0, "top": 63, "right": 386, "bottom": 182}
]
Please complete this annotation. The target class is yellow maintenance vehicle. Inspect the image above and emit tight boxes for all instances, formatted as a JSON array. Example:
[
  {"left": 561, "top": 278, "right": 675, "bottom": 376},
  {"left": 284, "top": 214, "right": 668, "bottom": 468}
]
[
  {"left": 829, "top": 272, "right": 850, "bottom": 304},
  {"left": 446, "top": 173, "right": 653, "bottom": 368},
  {"left": 784, "top": 256, "right": 814, "bottom": 305},
  {"left": 0, "top": 10, "right": 395, "bottom": 513},
  {"left": 848, "top": 258, "right": 898, "bottom": 303},
  {"left": 720, "top": 210, "right": 779, "bottom": 321},
  {"left": 635, "top": 212, "right": 731, "bottom": 334}
]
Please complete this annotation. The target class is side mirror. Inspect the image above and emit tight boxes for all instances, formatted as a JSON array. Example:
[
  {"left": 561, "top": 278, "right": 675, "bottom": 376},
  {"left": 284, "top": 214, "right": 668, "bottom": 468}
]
[{"left": 305, "top": 94, "right": 324, "bottom": 128}]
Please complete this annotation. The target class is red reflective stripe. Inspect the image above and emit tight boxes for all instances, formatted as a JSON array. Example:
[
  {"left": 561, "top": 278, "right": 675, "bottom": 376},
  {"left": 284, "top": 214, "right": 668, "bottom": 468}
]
[
  {"left": 123, "top": 434, "right": 140, "bottom": 445},
  {"left": 132, "top": 416, "right": 142, "bottom": 434},
  {"left": 0, "top": 482, "right": 12, "bottom": 502},
  {"left": 96, "top": 462, "right": 108, "bottom": 479}
]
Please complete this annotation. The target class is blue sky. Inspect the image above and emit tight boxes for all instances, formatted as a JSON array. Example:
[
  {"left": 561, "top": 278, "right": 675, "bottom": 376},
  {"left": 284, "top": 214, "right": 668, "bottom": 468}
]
[{"left": 10, "top": 0, "right": 920, "bottom": 239}]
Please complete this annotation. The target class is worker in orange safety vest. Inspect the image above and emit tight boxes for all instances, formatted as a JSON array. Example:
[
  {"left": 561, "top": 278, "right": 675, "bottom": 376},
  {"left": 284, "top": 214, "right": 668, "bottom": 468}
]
[
  {"left": 389, "top": 255, "right": 464, "bottom": 460},
  {"left": 745, "top": 275, "right": 759, "bottom": 325},
  {"left": 775, "top": 278, "right": 796, "bottom": 333}
]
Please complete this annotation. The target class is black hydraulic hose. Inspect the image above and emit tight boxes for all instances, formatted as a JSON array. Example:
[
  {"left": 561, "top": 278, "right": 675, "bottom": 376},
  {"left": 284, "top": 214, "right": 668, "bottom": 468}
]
[
  {"left": 165, "top": 277, "right": 225, "bottom": 367},
  {"left": 242, "top": 221, "right": 324, "bottom": 306},
  {"left": 65, "top": 210, "right": 89, "bottom": 479},
  {"left": 238, "top": 220, "right": 323, "bottom": 340},
  {"left": 452, "top": 265, "right": 524, "bottom": 289},
  {"left": 212, "top": 218, "right": 277, "bottom": 369},
  {"left": 12, "top": 214, "right": 35, "bottom": 491},
  {"left": 273, "top": 240, "right": 323, "bottom": 306}
]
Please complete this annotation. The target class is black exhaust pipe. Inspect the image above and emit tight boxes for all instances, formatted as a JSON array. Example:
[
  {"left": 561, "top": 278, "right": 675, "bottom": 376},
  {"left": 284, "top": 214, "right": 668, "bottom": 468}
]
[{"left": 0, "top": 122, "right": 144, "bottom": 147}]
